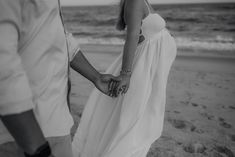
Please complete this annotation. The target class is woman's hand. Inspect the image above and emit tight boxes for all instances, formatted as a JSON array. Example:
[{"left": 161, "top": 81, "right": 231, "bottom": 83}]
[{"left": 108, "top": 74, "right": 131, "bottom": 97}]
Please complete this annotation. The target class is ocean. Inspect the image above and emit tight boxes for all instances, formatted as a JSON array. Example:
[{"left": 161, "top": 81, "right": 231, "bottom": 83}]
[{"left": 61, "top": 3, "right": 235, "bottom": 51}]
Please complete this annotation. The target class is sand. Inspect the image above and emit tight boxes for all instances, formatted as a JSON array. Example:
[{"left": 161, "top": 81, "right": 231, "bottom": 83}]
[
  {"left": 0, "top": 41, "right": 233, "bottom": 156},
  {"left": 69, "top": 44, "right": 235, "bottom": 157}
]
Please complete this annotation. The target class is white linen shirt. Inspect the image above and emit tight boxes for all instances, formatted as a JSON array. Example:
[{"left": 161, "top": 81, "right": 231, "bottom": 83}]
[{"left": 0, "top": 0, "right": 79, "bottom": 144}]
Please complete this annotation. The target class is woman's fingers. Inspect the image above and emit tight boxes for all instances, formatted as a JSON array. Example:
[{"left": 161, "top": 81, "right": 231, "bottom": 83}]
[
  {"left": 121, "top": 85, "right": 126, "bottom": 95},
  {"left": 123, "top": 85, "right": 129, "bottom": 94},
  {"left": 116, "top": 84, "right": 124, "bottom": 96},
  {"left": 108, "top": 79, "right": 129, "bottom": 97},
  {"left": 120, "top": 84, "right": 129, "bottom": 95},
  {"left": 117, "top": 86, "right": 123, "bottom": 95}
]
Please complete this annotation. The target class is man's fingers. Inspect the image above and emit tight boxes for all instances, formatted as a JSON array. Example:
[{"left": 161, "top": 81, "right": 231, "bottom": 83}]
[
  {"left": 103, "top": 74, "right": 121, "bottom": 82},
  {"left": 112, "top": 76, "right": 122, "bottom": 82},
  {"left": 111, "top": 81, "right": 119, "bottom": 97},
  {"left": 102, "top": 74, "right": 113, "bottom": 82}
]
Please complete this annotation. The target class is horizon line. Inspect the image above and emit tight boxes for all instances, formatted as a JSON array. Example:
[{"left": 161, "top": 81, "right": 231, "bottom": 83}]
[{"left": 61, "top": 1, "right": 235, "bottom": 6}]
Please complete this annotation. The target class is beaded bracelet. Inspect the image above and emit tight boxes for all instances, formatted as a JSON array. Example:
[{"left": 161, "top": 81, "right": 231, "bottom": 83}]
[{"left": 120, "top": 69, "right": 132, "bottom": 76}]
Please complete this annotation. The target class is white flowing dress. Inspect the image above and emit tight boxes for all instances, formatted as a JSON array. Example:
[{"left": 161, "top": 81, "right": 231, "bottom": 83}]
[{"left": 72, "top": 3, "right": 177, "bottom": 157}]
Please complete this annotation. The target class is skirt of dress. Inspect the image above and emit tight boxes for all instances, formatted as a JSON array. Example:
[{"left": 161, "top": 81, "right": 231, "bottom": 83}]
[{"left": 72, "top": 29, "right": 177, "bottom": 157}]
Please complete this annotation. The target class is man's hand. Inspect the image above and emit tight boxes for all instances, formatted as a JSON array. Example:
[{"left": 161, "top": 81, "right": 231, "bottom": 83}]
[{"left": 94, "top": 74, "right": 120, "bottom": 97}]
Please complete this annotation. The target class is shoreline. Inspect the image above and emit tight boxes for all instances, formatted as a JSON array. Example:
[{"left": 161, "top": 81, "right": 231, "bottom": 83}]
[
  {"left": 80, "top": 44, "right": 235, "bottom": 57},
  {"left": 80, "top": 44, "right": 235, "bottom": 74}
]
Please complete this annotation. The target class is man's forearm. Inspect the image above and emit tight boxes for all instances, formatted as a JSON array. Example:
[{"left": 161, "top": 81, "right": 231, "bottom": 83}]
[
  {"left": 1, "top": 110, "right": 47, "bottom": 154},
  {"left": 70, "top": 50, "right": 100, "bottom": 84}
]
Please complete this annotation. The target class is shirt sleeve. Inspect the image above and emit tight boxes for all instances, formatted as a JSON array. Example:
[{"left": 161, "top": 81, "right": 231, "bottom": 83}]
[
  {"left": 65, "top": 32, "right": 81, "bottom": 62},
  {"left": 0, "top": 0, "right": 34, "bottom": 116}
]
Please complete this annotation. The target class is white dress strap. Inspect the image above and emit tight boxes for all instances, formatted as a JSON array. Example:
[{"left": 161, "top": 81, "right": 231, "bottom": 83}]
[{"left": 144, "top": 0, "right": 151, "bottom": 13}]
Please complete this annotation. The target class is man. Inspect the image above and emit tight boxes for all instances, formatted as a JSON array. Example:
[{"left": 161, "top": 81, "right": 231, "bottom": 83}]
[{"left": 0, "top": 0, "right": 118, "bottom": 156}]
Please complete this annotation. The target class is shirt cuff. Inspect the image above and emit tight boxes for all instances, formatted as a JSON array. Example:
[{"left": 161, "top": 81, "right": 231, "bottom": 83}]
[
  {"left": 66, "top": 32, "right": 80, "bottom": 62},
  {"left": 70, "top": 46, "right": 80, "bottom": 62},
  {"left": 0, "top": 99, "right": 34, "bottom": 116}
]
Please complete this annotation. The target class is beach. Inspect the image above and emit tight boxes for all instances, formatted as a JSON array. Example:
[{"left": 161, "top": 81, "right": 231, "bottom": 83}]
[
  {"left": 63, "top": 3, "right": 235, "bottom": 156},
  {"left": 0, "top": 2, "right": 234, "bottom": 157},
  {"left": 69, "top": 44, "right": 235, "bottom": 157}
]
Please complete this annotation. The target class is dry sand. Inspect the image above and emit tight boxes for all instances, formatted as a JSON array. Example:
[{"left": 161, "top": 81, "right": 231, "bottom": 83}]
[{"left": 70, "top": 44, "right": 235, "bottom": 157}]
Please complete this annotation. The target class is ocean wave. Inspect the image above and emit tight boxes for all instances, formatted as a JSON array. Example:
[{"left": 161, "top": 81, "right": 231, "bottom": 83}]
[
  {"left": 165, "top": 16, "right": 202, "bottom": 23},
  {"left": 75, "top": 37, "right": 124, "bottom": 45},
  {"left": 73, "top": 36, "right": 235, "bottom": 51},
  {"left": 75, "top": 18, "right": 116, "bottom": 26},
  {"left": 175, "top": 37, "right": 235, "bottom": 51}
]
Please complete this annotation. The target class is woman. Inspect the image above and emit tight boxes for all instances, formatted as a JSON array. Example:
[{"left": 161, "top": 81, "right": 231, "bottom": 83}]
[{"left": 72, "top": 0, "right": 177, "bottom": 156}]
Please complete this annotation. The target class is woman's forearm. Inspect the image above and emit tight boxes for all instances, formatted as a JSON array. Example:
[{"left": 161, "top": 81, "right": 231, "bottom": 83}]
[
  {"left": 121, "top": 33, "right": 139, "bottom": 72},
  {"left": 121, "top": 0, "right": 142, "bottom": 73}
]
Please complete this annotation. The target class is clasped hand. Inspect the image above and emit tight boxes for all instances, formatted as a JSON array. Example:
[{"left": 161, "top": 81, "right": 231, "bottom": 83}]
[
  {"left": 94, "top": 73, "right": 130, "bottom": 98},
  {"left": 108, "top": 74, "right": 131, "bottom": 97}
]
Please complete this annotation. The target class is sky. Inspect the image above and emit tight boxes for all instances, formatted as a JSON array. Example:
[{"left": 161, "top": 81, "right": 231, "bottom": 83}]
[{"left": 61, "top": 0, "right": 235, "bottom": 6}]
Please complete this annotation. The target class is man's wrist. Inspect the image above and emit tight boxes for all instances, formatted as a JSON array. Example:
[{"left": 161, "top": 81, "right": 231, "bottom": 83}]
[
  {"left": 92, "top": 72, "right": 101, "bottom": 84},
  {"left": 24, "top": 141, "right": 51, "bottom": 157}
]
